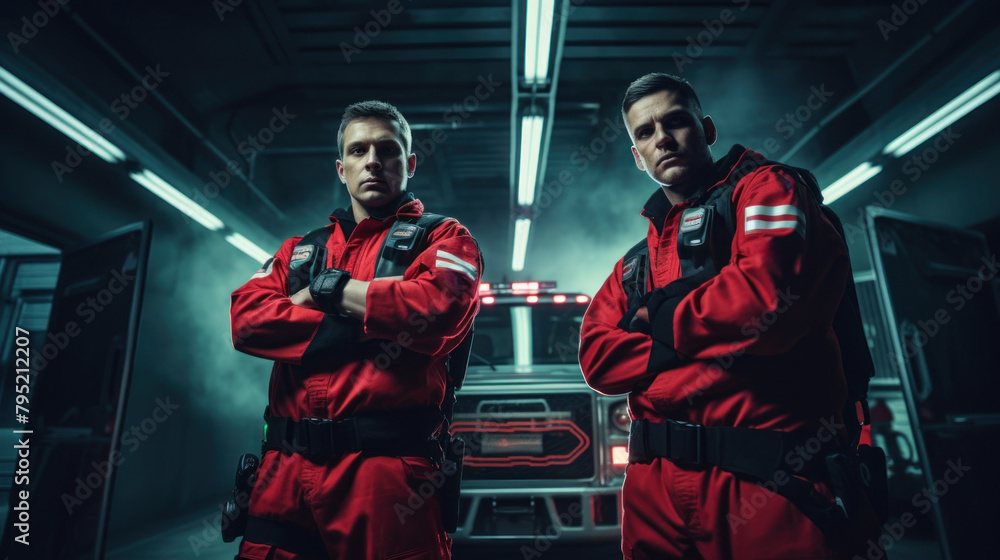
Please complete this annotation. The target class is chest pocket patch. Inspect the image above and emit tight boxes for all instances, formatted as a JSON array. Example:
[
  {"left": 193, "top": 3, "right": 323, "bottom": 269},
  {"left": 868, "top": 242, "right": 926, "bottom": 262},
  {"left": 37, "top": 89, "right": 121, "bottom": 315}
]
[{"left": 289, "top": 245, "right": 314, "bottom": 269}]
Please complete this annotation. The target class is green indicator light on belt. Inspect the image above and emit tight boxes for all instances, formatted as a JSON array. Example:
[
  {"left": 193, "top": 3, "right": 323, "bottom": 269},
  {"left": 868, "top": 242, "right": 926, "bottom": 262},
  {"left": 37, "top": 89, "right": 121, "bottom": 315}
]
[{"left": 263, "top": 422, "right": 268, "bottom": 441}]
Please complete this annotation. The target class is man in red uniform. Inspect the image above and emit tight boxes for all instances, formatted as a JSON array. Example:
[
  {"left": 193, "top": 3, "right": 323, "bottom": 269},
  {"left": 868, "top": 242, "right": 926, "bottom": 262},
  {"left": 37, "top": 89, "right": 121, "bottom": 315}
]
[
  {"left": 579, "top": 74, "right": 880, "bottom": 558},
  {"left": 230, "top": 100, "right": 481, "bottom": 559}
]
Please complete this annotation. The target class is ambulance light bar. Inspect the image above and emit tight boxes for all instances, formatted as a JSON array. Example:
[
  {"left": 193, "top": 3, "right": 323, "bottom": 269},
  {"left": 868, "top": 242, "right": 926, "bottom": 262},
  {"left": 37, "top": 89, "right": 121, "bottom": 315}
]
[
  {"left": 477, "top": 281, "right": 591, "bottom": 305},
  {"left": 479, "top": 281, "right": 557, "bottom": 295}
]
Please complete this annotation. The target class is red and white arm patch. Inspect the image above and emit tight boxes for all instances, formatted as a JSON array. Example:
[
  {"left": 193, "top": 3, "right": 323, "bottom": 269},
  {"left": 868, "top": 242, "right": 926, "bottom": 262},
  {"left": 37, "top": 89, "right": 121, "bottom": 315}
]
[
  {"left": 744, "top": 204, "right": 806, "bottom": 239},
  {"left": 434, "top": 249, "right": 478, "bottom": 281}
]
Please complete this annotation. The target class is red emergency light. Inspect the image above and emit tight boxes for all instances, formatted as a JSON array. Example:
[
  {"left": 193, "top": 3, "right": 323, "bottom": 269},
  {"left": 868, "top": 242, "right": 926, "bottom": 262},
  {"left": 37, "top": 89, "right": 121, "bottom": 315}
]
[
  {"left": 611, "top": 445, "right": 629, "bottom": 467},
  {"left": 526, "top": 295, "right": 539, "bottom": 304},
  {"left": 482, "top": 296, "right": 496, "bottom": 304},
  {"left": 511, "top": 281, "right": 540, "bottom": 293},
  {"left": 552, "top": 294, "right": 567, "bottom": 303},
  {"left": 576, "top": 295, "right": 590, "bottom": 304}
]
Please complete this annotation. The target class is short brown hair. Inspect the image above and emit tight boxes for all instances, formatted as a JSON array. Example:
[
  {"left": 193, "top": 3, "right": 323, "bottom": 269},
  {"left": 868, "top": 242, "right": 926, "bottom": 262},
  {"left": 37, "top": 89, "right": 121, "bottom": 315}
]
[
  {"left": 621, "top": 73, "right": 704, "bottom": 126},
  {"left": 337, "top": 100, "right": 412, "bottom": 158}
]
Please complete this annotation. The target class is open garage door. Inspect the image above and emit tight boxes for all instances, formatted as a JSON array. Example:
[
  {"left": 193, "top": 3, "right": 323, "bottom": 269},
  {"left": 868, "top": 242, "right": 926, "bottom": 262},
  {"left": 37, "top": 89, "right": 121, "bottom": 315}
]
[
  {"left": 866, "top": 207, "right": 1000, "bottom": 560},
  {"left": 0, "top": 221, "right": 150, "bottom": 560}
]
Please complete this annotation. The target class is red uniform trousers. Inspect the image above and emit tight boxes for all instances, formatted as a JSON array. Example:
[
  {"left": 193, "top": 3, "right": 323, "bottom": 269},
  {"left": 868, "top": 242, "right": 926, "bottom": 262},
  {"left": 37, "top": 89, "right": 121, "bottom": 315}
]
[
  {"left": 236, "top": 451, "right": 451, "bottom": 560},
  {"left": 622, "top": 457, "right": 881, "bottom": 560}
]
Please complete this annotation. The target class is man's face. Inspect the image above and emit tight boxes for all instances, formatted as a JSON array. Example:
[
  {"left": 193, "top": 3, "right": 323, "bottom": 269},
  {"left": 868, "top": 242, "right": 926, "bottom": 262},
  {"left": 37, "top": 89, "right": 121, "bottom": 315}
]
[
  {"left": 626, "top": 90, "right": 717, "bottom": 192},
  {"left": 336, "top": 117, "right": 415, "bottom": 208}
]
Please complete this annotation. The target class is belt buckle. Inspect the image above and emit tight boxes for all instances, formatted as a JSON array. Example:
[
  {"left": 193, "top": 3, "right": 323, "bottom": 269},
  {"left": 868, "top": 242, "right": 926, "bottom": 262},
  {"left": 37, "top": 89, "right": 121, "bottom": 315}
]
[
  {"left": 627, "top": 420, "right": 649, "bottom": 464},
  {"left": 304, "top": 417, "right": 333, "bottom": 460},
  {"left": 668, "top": 421, "right": 704, "bottom": 466}
]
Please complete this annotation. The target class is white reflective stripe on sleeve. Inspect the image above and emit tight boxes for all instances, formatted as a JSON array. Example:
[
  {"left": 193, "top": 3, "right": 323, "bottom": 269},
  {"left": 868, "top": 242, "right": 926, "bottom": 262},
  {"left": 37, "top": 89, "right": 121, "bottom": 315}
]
[
  {"left": 436, "top": 259, "right": 476, "bottom": 280},
  {"left": 435, "top": 249, "right": 477, "bottom": 276},
  {"left": 744, "top": 204, "right": 805, "bottom": 220},
  {"left": 745, "top": 219, "right": 806, "bottom": 238},
  {"left": 744, "top": 204, "right": 806, "bottom": 238}
]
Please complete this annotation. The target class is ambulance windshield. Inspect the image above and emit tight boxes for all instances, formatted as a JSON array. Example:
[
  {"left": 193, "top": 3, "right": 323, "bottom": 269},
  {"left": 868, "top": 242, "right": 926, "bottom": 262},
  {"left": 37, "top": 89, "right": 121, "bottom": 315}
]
[{"left": 469, "top": 303, "right": 585, "bottom": 367}]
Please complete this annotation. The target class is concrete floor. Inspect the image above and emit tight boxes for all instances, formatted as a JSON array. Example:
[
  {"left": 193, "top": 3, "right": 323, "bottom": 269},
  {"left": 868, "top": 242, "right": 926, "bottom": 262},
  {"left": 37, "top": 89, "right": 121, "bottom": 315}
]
[{"left": 103, "top": 505, "right": 947, "bottom": 560}]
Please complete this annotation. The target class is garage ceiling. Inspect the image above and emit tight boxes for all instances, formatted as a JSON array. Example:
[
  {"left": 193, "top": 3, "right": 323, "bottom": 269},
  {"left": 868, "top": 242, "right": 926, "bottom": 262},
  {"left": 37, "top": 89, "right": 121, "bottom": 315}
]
[{"left": 1, "top": 0, "right": 997, "bottom": 287}]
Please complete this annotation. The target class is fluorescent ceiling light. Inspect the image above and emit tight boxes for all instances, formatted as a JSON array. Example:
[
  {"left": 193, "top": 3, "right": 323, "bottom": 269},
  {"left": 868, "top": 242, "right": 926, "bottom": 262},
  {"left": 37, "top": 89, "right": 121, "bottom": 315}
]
[
  {"left": 524, "top": 0, "right": 555, "bottom": 85},
  {"left": 513, "top": 306, "right": 532, "bottom": 366},
  {"left": 883, "top": 70, "right": 1000, "bottom": 157},
  {"left": 0, "top": 66, "right": 125, "bottom": 163},
  {"left": 512, "top": 218, "right": 531, "bottom": 272},
  {"left": 821, "top": 162, "right": 882, "bottom": 204},
  {"left": 130, "top": 169, "right": 224, "bottom": 231},
  {"left": 517, "top": 115, "right": 545, "bottom": 206},
  {"left": 226, "top": 233, "right": 272, "bottom": 263}
]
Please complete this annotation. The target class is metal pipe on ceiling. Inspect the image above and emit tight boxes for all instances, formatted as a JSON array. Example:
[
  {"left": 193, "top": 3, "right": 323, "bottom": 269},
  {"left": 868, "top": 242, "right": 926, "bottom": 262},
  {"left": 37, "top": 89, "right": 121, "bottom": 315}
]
[
  {"left": 62, "top": 4, "right": 287, "bottom": 220},
  {"left": 784, "top": 0, "right": 978, "bottom": 162}
]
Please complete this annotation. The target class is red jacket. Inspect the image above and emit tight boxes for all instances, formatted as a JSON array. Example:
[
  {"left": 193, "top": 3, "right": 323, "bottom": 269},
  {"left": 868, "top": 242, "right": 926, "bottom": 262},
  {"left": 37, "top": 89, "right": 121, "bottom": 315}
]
[
  {"left": 231, "top": 196, "right": 482, "bottom": 421},
  {"left": 579, "top": 146, "right": 849, "bottom": 432}
]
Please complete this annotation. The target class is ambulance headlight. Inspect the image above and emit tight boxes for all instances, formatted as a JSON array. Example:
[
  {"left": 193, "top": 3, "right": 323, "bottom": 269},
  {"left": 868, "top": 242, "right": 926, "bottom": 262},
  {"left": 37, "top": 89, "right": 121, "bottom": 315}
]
[{"left": 611, "top": 402, "right": 631, "bottom": 433}]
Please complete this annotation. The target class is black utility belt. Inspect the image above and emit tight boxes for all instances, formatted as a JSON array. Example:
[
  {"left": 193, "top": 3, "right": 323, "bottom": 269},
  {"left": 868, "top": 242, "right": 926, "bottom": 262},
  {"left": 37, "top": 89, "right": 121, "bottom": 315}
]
[
  {"left": 263, "top": 405, "right": 442, "bottom": 461},
  {"left": 628, "top": 418, "right": 865, "bottom": 536},
  {"left": 627, "top": 418, "right": 839, "bottom": 472}
]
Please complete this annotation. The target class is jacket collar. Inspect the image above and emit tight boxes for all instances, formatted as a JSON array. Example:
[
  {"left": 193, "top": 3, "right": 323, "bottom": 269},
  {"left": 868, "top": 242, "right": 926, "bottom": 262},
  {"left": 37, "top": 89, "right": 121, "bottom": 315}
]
[
  {"left": 328, "top": 192, "right": 423, "bottom": 224},
  {"left": 640, "top": 144, "right": 767, "bottom": 230},
  {"left": 704, "top": 144, "right": 768, "bottom": 197}
]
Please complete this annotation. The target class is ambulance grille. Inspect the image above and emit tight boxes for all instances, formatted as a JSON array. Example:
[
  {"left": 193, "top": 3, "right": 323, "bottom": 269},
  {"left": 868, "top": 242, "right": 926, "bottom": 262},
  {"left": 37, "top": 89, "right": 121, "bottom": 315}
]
[{"left": 450, "top": 393, "right": 595, "bottom": 480}]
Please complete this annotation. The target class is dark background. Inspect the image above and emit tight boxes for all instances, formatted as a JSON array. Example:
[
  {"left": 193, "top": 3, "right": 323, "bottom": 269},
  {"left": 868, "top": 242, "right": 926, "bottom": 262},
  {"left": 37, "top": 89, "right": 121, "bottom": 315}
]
[{"left": 0, "top": 1, "right": 997, "bottom": 558}]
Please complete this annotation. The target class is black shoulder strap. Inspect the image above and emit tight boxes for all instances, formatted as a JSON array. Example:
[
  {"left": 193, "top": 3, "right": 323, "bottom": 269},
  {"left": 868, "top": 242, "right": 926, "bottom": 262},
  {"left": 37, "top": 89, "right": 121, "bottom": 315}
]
[
  {"left": 287, "top": 226, "right": 334, "bottom": 295},
  {"left": 621, "top": 238, "right": 650, "bottom": 310},
  {"left": 374, "top": 212, "right": 452, "bottom": 278}
]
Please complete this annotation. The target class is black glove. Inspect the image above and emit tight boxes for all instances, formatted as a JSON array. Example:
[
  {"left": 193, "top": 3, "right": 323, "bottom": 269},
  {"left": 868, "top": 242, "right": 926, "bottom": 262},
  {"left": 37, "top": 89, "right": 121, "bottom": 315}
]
[
  {"left": 309, "top": 267, "right": 351, "bottom": 314},
  {"left": 288, "top": 244, "right": 328, "bottom": 295},
  {"left": 631, "top": 269, "right": 716, "bottom": 372}
]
